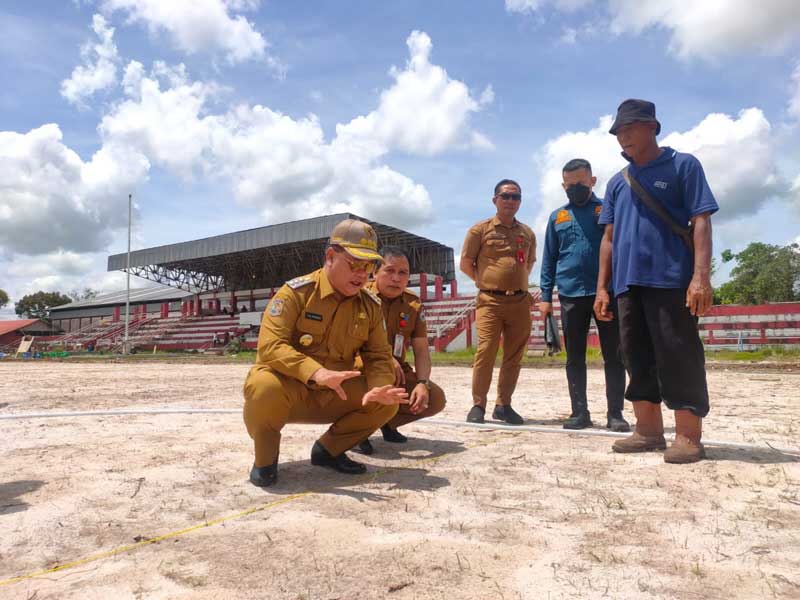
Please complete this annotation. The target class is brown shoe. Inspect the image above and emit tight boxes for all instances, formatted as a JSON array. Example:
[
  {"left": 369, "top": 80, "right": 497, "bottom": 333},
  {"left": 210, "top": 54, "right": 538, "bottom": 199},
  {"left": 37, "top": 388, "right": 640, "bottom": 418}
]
[
  {"left": 612, "top": 431, "right": 667, "bottom": 453},
  {"left": 663, "top": 437, "right": 706, "bottom": 464}
]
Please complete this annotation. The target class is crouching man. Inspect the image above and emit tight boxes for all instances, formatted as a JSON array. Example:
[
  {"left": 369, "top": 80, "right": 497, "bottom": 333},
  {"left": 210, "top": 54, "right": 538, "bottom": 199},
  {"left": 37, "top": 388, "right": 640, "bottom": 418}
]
[
  {"left": 243, "top": 219, "right": 408, "bottom": 486},
  {"left": 356, "top": 246, "right": 447, "bottom": 454}
]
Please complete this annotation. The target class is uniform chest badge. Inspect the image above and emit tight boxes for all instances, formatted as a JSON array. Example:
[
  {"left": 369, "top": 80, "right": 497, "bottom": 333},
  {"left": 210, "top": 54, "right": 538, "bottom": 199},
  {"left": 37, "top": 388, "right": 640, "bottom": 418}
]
[
  {"left": 299, "top": 334, "right": 313, "bottom": 347},
  {"left": 399, "top": 312, "right": 409, "bottom": 328},
  {"left": 268, "top": 298, "right": 284, "bottom": 317},
  {"left": 358, "top": 312, "right": 367, "bottom": 320},
  {"left": 555, "top": 210, "right": 571, "bottom": 225},
  {"left": 516, "top": 236, "right": 525, "bottom": 264},
  {"left": 595, "top": 205, "right": 602, "bottom": 215}
]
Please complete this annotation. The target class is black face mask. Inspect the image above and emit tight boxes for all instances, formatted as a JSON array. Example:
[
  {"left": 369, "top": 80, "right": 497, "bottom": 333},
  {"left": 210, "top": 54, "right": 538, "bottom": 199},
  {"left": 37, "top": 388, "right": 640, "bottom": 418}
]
[{"left": 565, "top": 183, "right": 592, "bottom": 206}]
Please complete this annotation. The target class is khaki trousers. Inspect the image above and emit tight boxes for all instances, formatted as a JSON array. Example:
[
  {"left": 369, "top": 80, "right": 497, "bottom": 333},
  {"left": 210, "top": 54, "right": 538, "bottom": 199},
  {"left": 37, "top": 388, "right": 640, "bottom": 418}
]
[
  {"left": 386, "top": 368, "right": 447, "bottom": 429},
  {"left": 471, "top": 292, "right": 532, "bottom": 407},
  {"left": 243, "top": 366, "right": 399, "bottom": 467}
]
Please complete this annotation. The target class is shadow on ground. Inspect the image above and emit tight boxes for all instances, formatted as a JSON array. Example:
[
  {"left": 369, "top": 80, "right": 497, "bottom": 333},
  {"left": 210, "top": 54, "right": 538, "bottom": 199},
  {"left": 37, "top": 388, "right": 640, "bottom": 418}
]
[{"left": 0, "top": 480, "right": 45, "bottom": 516}]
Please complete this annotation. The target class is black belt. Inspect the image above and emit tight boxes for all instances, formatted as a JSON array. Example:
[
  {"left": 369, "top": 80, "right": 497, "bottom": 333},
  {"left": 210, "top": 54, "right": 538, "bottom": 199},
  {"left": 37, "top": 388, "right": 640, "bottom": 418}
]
[{"left": 480, "top": 289, "right": 525, "bottom": 296}]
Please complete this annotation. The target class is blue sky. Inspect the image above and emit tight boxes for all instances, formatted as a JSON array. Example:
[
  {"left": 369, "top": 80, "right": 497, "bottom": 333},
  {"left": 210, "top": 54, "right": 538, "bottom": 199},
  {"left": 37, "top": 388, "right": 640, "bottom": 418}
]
[{"left": 2, "top": 0, "right": 800, "bottom": 317}]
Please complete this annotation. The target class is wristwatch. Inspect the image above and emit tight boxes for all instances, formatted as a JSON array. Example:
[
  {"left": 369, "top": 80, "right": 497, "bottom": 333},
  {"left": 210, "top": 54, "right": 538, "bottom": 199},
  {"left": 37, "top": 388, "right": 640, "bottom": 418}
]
[{"left": 416, "top": 379, "right": 431, "bottom": 391}]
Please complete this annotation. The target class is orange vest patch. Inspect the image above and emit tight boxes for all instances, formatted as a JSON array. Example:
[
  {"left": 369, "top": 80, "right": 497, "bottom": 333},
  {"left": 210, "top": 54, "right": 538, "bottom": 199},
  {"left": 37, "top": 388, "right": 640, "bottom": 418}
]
[{"left": 555, "top": 210, "right": 571, "bottom": 225}]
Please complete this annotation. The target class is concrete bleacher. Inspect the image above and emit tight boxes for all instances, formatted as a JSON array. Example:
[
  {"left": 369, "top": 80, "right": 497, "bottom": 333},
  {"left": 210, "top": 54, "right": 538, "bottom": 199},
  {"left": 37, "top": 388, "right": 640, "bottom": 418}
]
[{"left": 135, "top": 314, "right": 251, "bottom": 351}]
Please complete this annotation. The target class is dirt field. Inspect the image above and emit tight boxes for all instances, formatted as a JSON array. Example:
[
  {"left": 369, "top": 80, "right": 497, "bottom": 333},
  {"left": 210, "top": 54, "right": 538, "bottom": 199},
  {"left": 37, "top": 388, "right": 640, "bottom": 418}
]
[{"left": 1, "top": 361, "right": 799, "bottom": 600}]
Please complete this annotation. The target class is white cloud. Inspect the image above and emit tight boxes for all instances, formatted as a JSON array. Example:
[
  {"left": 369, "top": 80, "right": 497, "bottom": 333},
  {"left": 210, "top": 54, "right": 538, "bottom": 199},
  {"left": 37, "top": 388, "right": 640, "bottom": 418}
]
[
  {"left": 0, "top": 123, "right": 148, "bottom": 256},
  {"left": 789, "top": 62, "right": 800, "bottom": 121},
  {"left": 607, "top": 0, "right": 800, "bottom": 59},
  {"left": 60, "top": 14, "right": 119, "bottom": 107},
  {"left": 533, "top": 108, "right": 789, "bottom": 232},
  {"left": 661, "top": 108, "right": 784, "bottom": 219},
  {"left": 101, "top": 0, "right": 270, "bottom": 65},
  {"left": 336, "top": 31, "right": 493, "bottom": 156}
]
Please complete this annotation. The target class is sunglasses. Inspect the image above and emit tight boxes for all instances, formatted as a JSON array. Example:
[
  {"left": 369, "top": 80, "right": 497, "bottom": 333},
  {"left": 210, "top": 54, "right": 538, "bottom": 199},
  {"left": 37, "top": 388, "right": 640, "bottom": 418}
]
[
  {"left": 496, "top": 192, "right": 522, "bottom": 202},
  {"left": 334, "top": 247, "right": 378, "bottom": 274}
]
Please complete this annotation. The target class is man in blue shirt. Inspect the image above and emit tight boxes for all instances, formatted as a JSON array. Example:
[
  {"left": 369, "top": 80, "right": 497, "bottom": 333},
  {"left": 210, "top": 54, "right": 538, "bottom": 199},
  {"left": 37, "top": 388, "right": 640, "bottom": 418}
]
[
  {"left": 540, "top": 159, "right": 629, "bottom": 432},
  {"left": 595, "top": 99, "right": 718, "bottom": 464}
]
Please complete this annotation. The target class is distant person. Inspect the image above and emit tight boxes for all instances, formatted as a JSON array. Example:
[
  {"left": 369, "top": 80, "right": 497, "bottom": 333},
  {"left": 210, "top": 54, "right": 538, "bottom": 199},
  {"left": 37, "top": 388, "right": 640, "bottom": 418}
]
[
  {"left": 460, "top": 179, "right": 536, "bottom": 425},
  {"left": 240, "top": 305, "right": 248, "bottom": 313},
  {"left": 595, "top": 99, "right": 717, "bottom": 464},
  {"left": 212, "top": 333, "right": 219, "bottom": 347},
  {"left": 356, "top": 246, "right": 446, "bottom": 454},
  {"left": 540, "top": 159, "right": 629, "bottom": 433},
  {"left": 243, "top": 219, "right": 408, "bottom": 487}
]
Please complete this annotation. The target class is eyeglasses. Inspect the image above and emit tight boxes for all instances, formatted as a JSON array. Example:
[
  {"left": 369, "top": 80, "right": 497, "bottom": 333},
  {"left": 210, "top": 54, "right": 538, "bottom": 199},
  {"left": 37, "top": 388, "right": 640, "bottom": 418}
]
[
  {"left": 496, "top": 192, "right": 522, "bottom": 202},
  {"left": 334, "top": 247, "right": 378, "bottom": 274}
]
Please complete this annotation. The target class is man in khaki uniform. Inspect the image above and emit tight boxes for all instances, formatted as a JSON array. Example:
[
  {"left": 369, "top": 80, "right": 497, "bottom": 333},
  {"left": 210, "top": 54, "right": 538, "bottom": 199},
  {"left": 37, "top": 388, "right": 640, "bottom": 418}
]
[
  {"left": 355, "top": 246, "right": 447, "bottom": 454},
  {"left": 461, "top": 179, "right": 536, "bottom": 425},
  {"left": 243, "top": 219, "right": 408, "bottom": 487}
]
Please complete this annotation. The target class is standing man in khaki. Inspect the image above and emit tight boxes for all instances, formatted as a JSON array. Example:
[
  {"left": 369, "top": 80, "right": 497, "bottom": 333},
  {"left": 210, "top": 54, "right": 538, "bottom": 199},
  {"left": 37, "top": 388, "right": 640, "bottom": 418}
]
[
  {"left": 356, "top": 245, "right": 447, "bottom": 454},
  {"left": 243, "top": 219, "right": 408, "bottom": 487},
  {"left": 461, "top": 179, "right": 536, "bottom": 425}
]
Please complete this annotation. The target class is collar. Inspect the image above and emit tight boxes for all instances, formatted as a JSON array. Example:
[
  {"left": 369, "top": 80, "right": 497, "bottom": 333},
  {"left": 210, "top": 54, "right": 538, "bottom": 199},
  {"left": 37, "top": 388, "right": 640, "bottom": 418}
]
[
  {"left": 317, "top": 268, "right": 337, "bottom": 299},
  {"left": 491, "top": 215, "right": 519, "bottom": 228},
  {"left": 621, "top": 146, "right": 676, "bottom": 170}
]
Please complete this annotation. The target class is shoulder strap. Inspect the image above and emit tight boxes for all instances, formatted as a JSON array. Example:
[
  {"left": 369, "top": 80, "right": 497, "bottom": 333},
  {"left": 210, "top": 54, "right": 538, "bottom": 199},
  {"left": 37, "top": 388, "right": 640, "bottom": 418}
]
[{"left": 621, "top": 167, "right": 693, "bottom": 251}]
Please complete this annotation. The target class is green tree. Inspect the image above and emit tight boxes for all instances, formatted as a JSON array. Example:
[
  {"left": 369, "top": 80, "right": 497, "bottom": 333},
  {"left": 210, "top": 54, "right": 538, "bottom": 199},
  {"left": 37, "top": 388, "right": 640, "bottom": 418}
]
[
  {"left": 0, "top": 289, "right": 9, "bottom": 310},
  {"left": 68, "top": 287, "right": 98, "bottom": 301},
  {"left": 716, "top": 242, "right": 800, "bottom": 305},
  {"left": 14, "top": 291, "right": 73, "bottom": 319}
]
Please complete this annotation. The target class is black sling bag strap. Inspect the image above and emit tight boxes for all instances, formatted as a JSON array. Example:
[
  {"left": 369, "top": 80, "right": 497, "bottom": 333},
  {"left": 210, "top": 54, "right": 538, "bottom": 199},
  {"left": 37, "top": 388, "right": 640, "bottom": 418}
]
[{"left": 621, "top": 166, "right": 694, "bottom": 252}]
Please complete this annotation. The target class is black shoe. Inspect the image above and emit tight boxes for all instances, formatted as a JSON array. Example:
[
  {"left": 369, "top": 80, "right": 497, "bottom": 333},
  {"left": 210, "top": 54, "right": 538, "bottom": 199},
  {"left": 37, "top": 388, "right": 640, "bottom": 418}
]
[
  {"left": 492, "top": 405, "right": 524, "bottom": 425},
  {"left": 310, "top": 441, "right": 367, "bottom": 475},
  {"left": 563, "top": 412, "right": 593, "bottom": 430},
  {"left": 354, "top": 439, "right": 374, "bottom": 455},
  {"left": 249, "top": 461, "right": 278, "bottom": 487},
  {"left": 381, "top": 425, "right": 408, "bottom": 443},
  {"left": 467, "top": 405, "right": 485, "bottom": 424},
  {"left": 606, "top": 415, "right": 631, "bottom": 432}
]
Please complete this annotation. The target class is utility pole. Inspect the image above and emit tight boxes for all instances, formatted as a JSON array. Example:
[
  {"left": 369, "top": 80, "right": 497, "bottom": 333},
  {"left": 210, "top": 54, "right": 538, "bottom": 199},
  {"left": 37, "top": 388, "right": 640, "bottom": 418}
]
[{"left": 123, "top": 193, "right": 132, "bottom": 355}]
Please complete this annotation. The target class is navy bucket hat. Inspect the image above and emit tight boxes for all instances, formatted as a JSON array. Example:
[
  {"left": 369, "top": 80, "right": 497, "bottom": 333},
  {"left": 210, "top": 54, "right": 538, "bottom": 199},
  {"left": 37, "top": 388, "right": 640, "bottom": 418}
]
[{"left": 609, "top": 99, "right": 661, "bottom": 136}]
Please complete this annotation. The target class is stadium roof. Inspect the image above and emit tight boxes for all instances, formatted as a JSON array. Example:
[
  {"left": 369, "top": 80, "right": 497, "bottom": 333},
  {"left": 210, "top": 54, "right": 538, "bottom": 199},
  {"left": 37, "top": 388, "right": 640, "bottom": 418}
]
[
  {"left": 107, "top": 213, "right": 455, "bottom": 292},
  {"left": 51, "top": 286, "right": 192, "bottom": 312}
]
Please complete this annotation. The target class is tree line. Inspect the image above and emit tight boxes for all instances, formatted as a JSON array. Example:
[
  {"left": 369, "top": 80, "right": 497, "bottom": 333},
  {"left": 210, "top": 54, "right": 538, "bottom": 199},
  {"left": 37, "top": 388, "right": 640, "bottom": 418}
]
[{"left": 1, "top": 242, "right": 798, "bottom": 318}]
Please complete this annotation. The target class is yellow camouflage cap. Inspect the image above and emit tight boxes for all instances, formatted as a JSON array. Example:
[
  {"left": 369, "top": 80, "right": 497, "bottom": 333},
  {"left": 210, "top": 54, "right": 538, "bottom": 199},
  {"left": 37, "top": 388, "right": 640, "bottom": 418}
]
[{"left": 329, "top": 219, "right": 382, "bottom": 262}]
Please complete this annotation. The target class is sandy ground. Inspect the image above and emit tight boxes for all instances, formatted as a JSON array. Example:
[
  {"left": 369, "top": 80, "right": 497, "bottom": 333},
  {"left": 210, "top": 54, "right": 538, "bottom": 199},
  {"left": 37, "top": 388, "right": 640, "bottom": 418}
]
[{"left": 1, "top": 361, "right": 799, "bottom": 600}]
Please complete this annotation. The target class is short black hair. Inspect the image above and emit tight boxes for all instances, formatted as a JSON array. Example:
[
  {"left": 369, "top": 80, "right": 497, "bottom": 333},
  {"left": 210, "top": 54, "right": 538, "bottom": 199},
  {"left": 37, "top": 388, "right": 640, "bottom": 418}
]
[
  {"left": 494, "top": 179, "right": 521, "bottom": 195},
  {"left": 379, "top": 245, "right": 408, "bottom": 261},
  {"left": 562, "top": 158, "right": 592, "bottom": 174}
]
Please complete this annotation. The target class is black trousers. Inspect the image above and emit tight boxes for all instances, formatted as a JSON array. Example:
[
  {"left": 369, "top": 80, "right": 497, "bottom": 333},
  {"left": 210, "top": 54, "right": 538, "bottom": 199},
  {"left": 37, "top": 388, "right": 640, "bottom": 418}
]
[
  {"left": 559, "top": 295, "right": 626, "bottom": 418},
  {"left": 617, "top": 286, "right": 709, "bottom": 417}
]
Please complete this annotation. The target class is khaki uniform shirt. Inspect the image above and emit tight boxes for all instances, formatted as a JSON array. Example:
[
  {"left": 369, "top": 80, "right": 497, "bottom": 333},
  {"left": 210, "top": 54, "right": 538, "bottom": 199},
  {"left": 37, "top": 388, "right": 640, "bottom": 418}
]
[
  {"left": 461, "top": 216, "right": 536, "bottom": 291},
  {"left": 255, "top": 269, "right": 395, "bottom": 389},
  {"left": 367, "top": 282, "right": 427, "bottom": 369}
]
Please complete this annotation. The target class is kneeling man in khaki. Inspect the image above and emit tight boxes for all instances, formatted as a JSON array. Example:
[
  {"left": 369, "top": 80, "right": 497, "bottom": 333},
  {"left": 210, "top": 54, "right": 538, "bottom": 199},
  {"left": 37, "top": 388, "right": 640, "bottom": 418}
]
[{"left": 243, "top": 219, "right": 408, "bottom": 487}]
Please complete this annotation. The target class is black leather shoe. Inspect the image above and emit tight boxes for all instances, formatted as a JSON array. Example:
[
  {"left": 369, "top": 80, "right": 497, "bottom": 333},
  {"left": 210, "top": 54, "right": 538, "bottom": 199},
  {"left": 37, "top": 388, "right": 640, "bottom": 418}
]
[
  {"left": 467, "top": 405, "right": 485, "bottom": 424},
  {"left": 606, "top": 414, "right": 631, "bottom": 432},
  {"left": 492, "top": 404, "right": 524, "bottom": 425},
  {"left": 310, "top": 441, "right": 367, "bottom": 475},
  {"left": 563, "top": 412, "right": 593, "bottom": 430},
  {"left": 249, "top": 461, "right": 278, "bottom": 487},
  {"left": 381, "top": 425, "right": 408, "bottom": 443},
  {"left": 355, "top": 439, "right": 374, "bottom": 455}
]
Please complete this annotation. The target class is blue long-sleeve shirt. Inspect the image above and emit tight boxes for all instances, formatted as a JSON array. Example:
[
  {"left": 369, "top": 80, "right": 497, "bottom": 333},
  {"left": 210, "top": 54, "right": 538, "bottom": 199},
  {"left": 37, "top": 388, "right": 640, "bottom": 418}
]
[{"left": 539, "top": 194, "right": 605, "bottom": 302}]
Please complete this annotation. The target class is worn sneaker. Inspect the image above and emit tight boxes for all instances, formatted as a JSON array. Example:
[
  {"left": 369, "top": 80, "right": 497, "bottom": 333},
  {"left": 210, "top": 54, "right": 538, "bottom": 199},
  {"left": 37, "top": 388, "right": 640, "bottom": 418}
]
[
  {"left": 492, "top": 404, "right": 524, "bottom": 425},
  {"left": 664, "top": 438, "right": 706, "bottom": 464},
  {"left": 466, "top": 405, "right": 486, "bottom": 424},
  {"left": 612, "top": 431, "right": 667, "bottom": 453}
]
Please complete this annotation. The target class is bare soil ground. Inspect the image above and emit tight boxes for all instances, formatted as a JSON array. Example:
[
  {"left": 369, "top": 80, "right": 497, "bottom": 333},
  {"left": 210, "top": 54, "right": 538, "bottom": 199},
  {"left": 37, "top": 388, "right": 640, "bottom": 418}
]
[{"left": 1, "top": 362, "right": 799, "bottom": 600}]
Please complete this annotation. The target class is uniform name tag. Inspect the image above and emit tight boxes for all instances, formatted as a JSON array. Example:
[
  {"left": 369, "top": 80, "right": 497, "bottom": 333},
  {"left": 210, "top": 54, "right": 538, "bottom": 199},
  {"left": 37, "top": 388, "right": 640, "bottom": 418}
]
[
  {"left": 305, "top": 312, "right": 323, "bottom": 321},
  {"left": 393, "top": 334, "right": 405, "bottom": 358}
]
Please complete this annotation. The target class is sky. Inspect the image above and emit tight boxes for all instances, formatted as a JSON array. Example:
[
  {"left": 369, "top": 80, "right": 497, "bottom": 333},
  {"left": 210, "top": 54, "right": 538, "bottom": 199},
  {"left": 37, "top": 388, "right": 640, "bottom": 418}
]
[{"left": 2, "top": 0, "right": 800, "bottom": 318}]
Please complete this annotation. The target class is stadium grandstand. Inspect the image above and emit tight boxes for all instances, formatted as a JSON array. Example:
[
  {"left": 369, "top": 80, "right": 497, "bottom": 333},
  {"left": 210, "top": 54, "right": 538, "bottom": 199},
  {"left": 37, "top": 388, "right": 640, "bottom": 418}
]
[{"left": 33, "top": 212, "right": 800, "bottom": 355}]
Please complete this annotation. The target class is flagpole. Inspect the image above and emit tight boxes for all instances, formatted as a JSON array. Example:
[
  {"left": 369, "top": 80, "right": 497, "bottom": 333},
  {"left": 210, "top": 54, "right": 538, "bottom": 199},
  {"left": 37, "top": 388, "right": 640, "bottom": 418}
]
[{"left": 123, "top": 193, "right": 132, "bottom": 355}]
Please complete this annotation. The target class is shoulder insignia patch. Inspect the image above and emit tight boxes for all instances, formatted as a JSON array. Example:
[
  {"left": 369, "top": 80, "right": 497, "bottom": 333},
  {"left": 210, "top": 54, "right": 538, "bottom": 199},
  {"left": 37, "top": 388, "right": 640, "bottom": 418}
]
[
  {"left": 287, "top": 276, "right": 313, "bottom": 289},
  {"left": 268, "top": 297, "right": 285, "bottom": 317},
  {"left": 361, "top": 287, "right": 381, "bottom": 305},
  {"left": 555, "top": 210, "right": 572, "bottom": 225}
]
